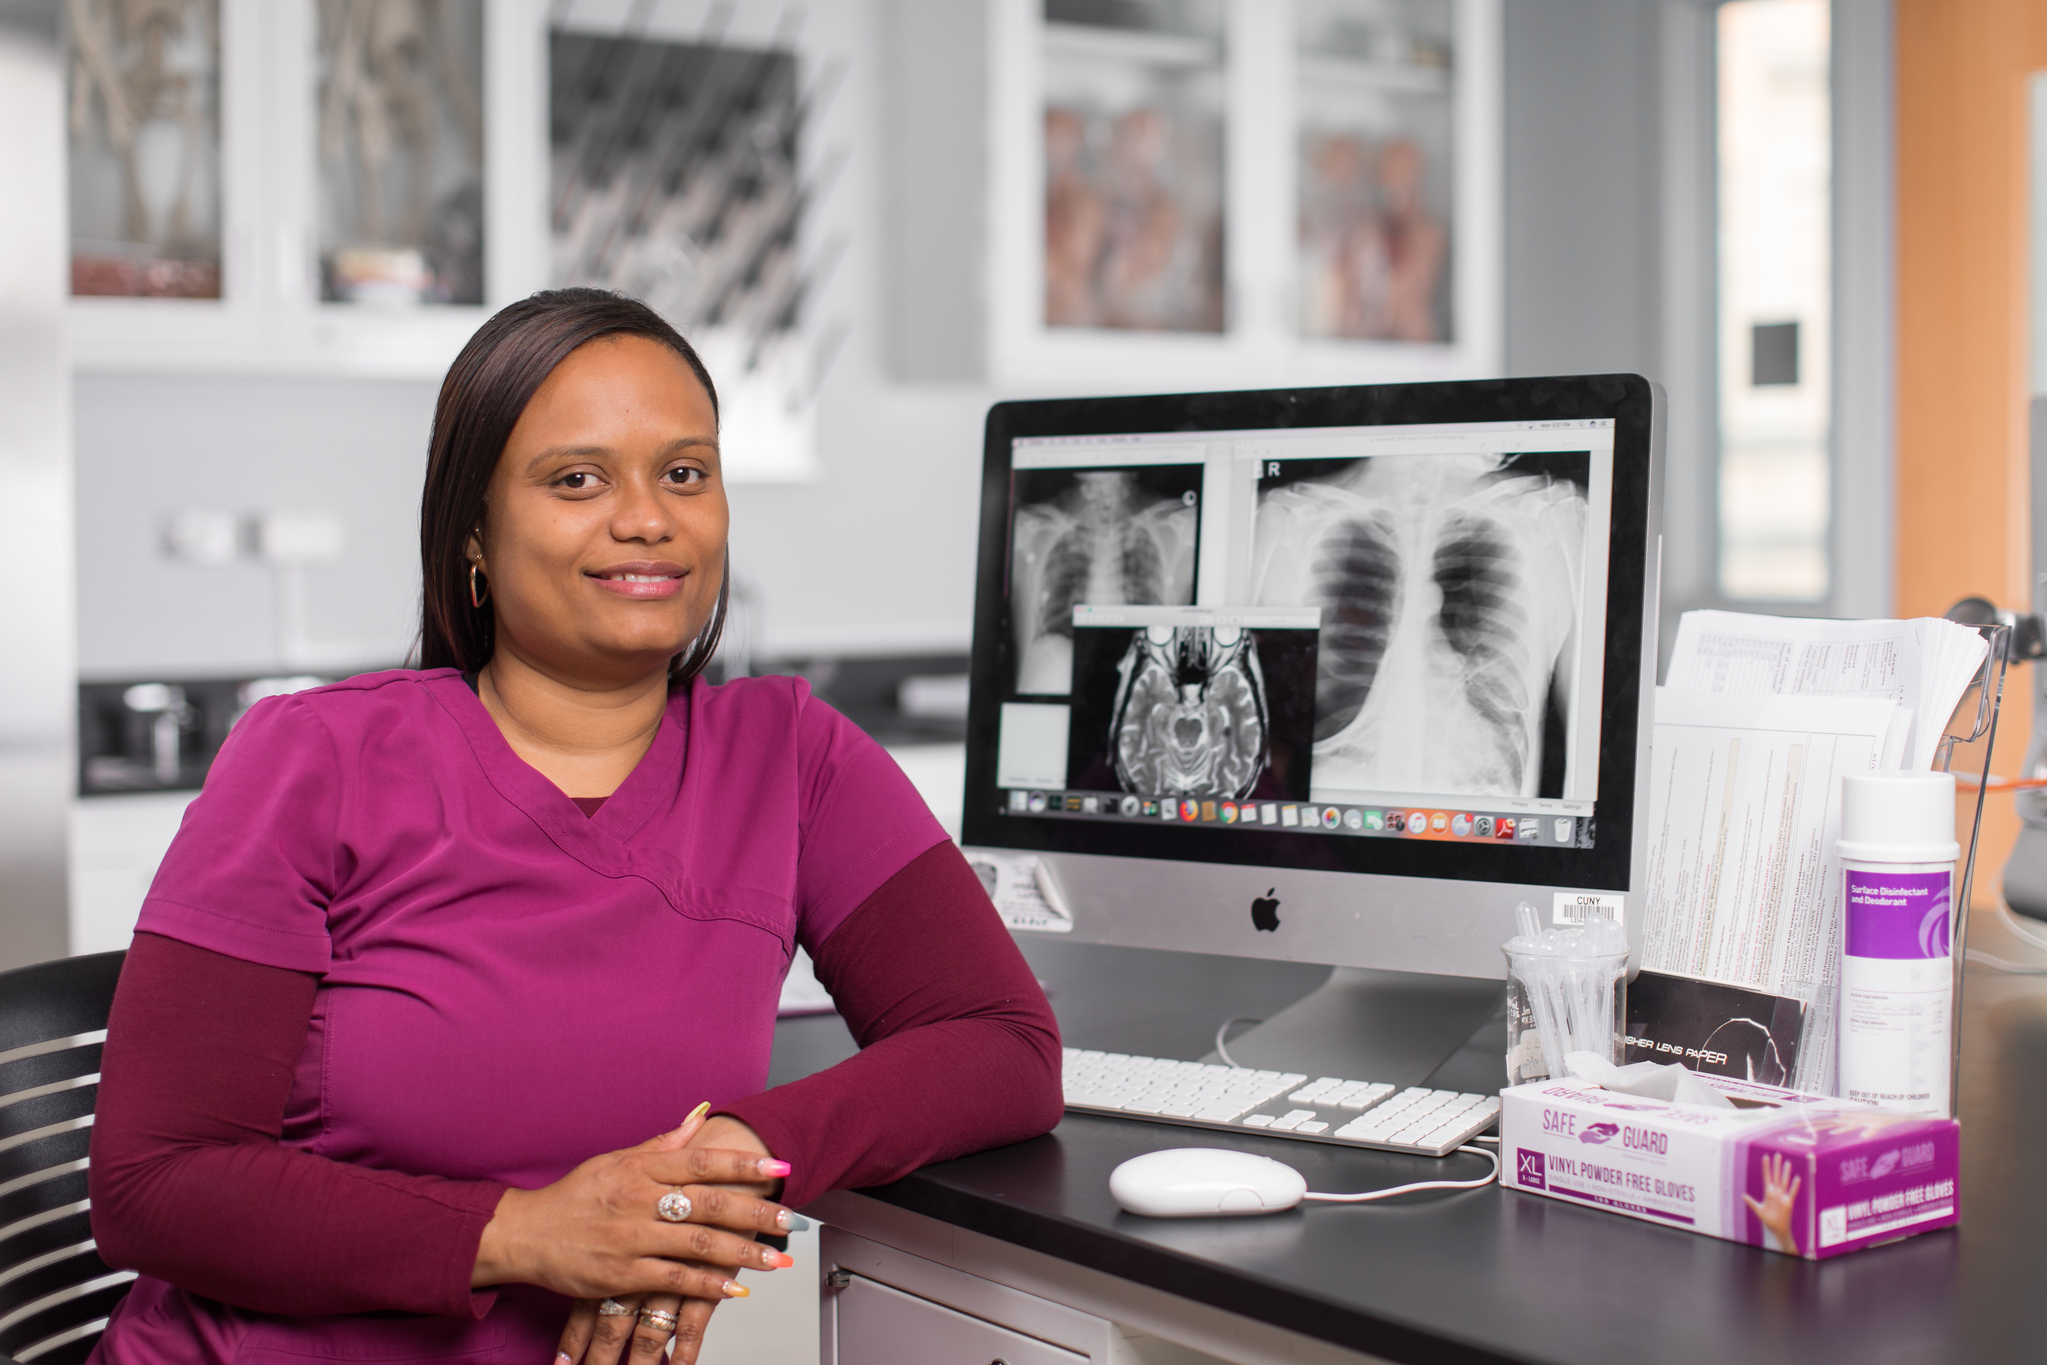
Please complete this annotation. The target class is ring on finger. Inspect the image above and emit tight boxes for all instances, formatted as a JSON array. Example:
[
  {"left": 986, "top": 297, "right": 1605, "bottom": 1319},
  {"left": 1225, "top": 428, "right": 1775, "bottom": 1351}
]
[
  {"left": 655, "top": 1189, "right": 693, "bottom": 1223},
  {"left": 639, "top": 1308, "right": 680, "bottom": 1331},
  {"left": 597, "top": 1298, "right": 636, "bottom": 1317}
]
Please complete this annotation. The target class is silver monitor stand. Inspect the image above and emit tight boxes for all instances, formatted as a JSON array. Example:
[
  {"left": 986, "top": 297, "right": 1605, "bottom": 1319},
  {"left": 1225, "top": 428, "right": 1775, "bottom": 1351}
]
[{"left": 1199, "top": 967, "right": 1502, "bottom": 1088}]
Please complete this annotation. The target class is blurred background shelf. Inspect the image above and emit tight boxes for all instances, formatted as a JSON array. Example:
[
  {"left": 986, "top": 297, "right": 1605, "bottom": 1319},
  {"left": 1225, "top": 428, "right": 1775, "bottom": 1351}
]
[{"left": 1040, "top": 22, "right": 1221, "bottom": 68}]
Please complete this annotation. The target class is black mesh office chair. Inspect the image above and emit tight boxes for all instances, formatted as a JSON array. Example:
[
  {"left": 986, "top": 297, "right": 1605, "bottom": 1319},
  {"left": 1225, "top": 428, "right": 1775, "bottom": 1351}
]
[{"left": 0, "top": 952, "right": 130, "bottom": 1365}]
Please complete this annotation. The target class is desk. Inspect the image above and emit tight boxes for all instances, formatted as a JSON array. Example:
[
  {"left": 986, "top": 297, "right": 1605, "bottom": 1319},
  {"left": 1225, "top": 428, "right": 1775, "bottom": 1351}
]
[{"left": 770, "top": 918, "right": 2047, "bottom": 1364}]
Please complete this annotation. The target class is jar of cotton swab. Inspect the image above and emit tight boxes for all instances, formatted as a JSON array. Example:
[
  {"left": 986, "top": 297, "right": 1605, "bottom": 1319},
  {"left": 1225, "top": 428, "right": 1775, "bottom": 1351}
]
[{"left": 1502, "top": 901, "right": 1630, "bottom": 1086}]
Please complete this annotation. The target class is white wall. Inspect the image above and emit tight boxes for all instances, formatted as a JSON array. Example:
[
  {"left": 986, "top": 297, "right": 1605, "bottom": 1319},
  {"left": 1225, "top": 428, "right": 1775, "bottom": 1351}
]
[
  {"left": 76, "top": 371, "right": 436, "bottom": 677},
  {"left": 0, "top": 3, "right": 75, "bottom": 973}
]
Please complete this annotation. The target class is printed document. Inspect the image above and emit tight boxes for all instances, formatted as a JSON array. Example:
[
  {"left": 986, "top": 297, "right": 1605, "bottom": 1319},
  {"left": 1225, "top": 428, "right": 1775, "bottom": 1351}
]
[
  {"left": 1639, "top": 688, "right": 1905, "bottom": 1094},
  {"left": 965, "top": 850, "right": 1074, "bottom": 933},
  {"left": 1664, "top": 611, "right": 1987, "bottom": 771}
]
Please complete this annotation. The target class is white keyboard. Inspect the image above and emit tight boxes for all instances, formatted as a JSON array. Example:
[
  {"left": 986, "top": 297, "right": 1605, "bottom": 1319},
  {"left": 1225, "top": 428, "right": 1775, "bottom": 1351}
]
[{"left": 1061, "top": 1048, "right": 1500, "bottom": 1157}]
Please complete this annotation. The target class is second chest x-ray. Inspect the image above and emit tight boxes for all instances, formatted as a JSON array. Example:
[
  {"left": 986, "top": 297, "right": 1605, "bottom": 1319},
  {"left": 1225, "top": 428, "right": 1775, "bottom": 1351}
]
[
  {"left": 1252, "top": 451, "right": 1590, "bottom": 800},
  {"left": 1009, "top": 466, "right": 1201, "bottom": 695}
]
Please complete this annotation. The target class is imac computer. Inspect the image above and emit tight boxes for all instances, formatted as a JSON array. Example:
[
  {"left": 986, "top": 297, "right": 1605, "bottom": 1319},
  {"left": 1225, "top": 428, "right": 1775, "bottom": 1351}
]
[{"left": 960, "top": 375, "right": 1664, "bottom": 1088}]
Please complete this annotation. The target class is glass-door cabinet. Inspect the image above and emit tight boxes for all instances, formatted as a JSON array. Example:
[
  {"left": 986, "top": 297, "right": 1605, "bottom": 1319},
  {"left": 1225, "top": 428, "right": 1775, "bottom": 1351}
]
[
  {"left": 1039, "top": 0, "right": 1228, "bottom": 336},
  {"left": 989, "top": 0, "right": 1498, "bottom": 391},
  {"left": 64, "top": 0, "right": 545, "bottom": 379}
]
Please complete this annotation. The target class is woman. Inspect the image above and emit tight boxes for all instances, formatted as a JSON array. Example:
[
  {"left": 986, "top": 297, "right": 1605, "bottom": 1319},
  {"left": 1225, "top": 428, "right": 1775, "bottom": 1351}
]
[{"left": 87, "top": 289, "right": 1065, "bottom": 1365}]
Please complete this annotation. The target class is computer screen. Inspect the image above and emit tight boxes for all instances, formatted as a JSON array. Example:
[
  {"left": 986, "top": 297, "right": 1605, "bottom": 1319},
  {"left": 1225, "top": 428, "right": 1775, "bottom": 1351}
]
[{"left": 961, "top": 376, "right": 1662, "bottom": 983}]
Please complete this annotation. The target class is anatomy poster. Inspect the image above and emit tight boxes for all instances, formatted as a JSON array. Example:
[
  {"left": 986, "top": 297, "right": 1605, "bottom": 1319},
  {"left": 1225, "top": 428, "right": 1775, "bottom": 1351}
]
[
  {"left": 1251, "top": 451, "right": 1589, "bottom": 800},
  {"left": 551, "top": 28, "right": 801, "bottom": 335},
  {"left": 1007, "top": 466, "right": 1202, "bottom": 696},
  {"left": 1064, "top": 621, "right": 1317, "bottom": 803}
]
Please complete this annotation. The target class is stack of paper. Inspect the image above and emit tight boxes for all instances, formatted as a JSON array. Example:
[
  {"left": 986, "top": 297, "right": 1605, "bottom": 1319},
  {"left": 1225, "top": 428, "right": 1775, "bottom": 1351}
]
[
  {"left": 1638, "top": 612, "right": 1988, "bottom": 1095},
  {"left": 1664, "top": 611, "right": 1989, "bottom": 771}
]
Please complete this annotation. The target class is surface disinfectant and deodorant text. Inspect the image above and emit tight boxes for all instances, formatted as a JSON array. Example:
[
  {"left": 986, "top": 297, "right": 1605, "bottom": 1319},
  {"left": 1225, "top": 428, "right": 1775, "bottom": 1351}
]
[{"left": 1837, "top": 771, "right": 1958, "bottom": 1118}]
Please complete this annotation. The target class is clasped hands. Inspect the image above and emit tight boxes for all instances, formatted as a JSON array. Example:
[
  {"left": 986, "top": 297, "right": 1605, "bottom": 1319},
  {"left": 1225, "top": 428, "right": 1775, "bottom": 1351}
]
[{"left": 473, "top": 1106, "right": 794, "bottom": 1365}]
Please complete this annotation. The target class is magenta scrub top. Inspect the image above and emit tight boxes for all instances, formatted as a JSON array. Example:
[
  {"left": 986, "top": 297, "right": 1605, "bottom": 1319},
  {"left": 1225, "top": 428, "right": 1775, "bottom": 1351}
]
[{"left": 100, "top": 668, "right": 947, "bottom": 1364}]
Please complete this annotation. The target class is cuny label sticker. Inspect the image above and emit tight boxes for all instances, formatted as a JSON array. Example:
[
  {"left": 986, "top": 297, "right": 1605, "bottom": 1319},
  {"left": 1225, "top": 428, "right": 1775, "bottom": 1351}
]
[{"left": 1555, "top": 893, "right": 1625, "bottom": 926}]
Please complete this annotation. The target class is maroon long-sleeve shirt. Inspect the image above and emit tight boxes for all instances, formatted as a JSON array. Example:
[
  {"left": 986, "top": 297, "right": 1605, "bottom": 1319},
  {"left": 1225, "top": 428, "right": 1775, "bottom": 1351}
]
[{"left": 89, "top": 839, "right": 1062, "bottom": 1318}]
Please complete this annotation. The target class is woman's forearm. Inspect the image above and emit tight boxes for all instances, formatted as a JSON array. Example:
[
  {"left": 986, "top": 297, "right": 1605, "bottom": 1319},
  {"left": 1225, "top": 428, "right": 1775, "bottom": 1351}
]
[
  {"left": 716, "top": 843, "right": 1063, "bottom": 1207},
  {"left": 91, "top": 933, "right": 505, "bottom": 1318},
  {"left": 720, "top": 1014, "right": 1060, "bottom": 1207},
  {"left": 471, "top": 1187, "right": 529, "bottom": 1289}
]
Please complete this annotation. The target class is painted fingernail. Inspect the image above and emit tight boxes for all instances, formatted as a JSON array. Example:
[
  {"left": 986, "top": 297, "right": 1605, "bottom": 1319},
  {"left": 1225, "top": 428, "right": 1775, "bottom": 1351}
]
[
  {"left": 556, "top": 1355, "right": 573, "bottom": 1365},
  {"left": 684, "top": 1101, "right": 710, "bottom": 1126},
  {"left": 723, "top": 1282, "right": 749, "bottom": 1298},
  {"left": 759, "top": 1159, "right": 791, "bottom": 1177},
  {"left": 764, "top": 1251, "right": 795, "bottom": 1269},
  {"left": 776, "top": 1211, "right": 811, "bottom": 1232}
]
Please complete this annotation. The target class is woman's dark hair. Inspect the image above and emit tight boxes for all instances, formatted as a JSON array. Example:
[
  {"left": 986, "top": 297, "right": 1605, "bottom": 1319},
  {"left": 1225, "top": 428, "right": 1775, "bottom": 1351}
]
[{"left": 417, "top": 287, "right": 726, "bottom": 685}]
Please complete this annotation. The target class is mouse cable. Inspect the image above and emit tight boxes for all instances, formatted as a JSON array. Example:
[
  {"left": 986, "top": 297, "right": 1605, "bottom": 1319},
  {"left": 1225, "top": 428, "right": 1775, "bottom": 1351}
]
[
  {"left": 1213, "top": 1016, "right": 1264, "bottom": 1068},
  {"left": 1301, "top": 1144, "right": 1500, "bottom": 1203}
]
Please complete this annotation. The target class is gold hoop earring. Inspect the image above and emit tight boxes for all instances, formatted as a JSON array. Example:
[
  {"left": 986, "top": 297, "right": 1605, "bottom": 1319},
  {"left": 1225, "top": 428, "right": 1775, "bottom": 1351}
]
[{"left": 469, "top": 562, "right": 489, "bottom": 609}]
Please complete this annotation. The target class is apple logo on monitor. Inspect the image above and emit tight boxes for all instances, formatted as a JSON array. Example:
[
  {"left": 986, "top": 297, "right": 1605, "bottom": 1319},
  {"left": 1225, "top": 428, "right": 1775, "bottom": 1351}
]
[{"left": 1251, "top": 888, "right": 1280, "bottom": 932}]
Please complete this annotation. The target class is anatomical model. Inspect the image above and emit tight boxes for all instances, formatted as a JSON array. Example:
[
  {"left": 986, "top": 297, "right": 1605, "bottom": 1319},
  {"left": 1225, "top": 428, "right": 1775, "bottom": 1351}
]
[
  {"left": 1011, "top": 471, "right": 1199, "bottom": 695},
  {"left": 1252, "top": 453, "right": 1586, "bottom": 798},
  {"left": 1299, "top": 134, "right": 1447, "bottom": 343},
  {"left": 1041, "top": 98, "right": 1224, "bottom": 333},
  {"left": 1044, "top": 106, "right": 1107, "bottom": 327},
  {"left": 320, "top": 0, "right": 481, "bottom": 257},
  {"left": 68, "top": 0, "right": 211, "bottom": 250}
]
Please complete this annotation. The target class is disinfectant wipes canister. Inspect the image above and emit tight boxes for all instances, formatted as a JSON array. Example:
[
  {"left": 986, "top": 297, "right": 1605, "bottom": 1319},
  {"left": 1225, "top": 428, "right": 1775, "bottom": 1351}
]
[{"left": 1836, "top": 771, "right": 1960, "bottom": 1117}]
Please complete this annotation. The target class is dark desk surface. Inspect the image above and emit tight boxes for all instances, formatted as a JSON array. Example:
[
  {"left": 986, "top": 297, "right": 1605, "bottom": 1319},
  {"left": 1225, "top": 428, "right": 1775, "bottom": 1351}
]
[{"left": 769, "top": 921, "right": 2047, "bottom": 1365}]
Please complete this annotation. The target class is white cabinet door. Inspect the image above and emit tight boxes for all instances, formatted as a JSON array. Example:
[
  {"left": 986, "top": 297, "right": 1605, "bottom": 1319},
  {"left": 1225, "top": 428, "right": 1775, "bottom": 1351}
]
[
  {"left": 837, "top": 1273, "right": 1089, "bottom": 1365},
  {"left": 69, "top": 792, "right": 199, "bottom": 955}
]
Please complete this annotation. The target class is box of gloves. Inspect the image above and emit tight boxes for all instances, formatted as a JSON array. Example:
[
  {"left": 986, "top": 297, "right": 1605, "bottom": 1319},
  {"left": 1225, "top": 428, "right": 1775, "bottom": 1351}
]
[{"left": 1498, "top": 1065, "right": 1959, "bottom": 1259}]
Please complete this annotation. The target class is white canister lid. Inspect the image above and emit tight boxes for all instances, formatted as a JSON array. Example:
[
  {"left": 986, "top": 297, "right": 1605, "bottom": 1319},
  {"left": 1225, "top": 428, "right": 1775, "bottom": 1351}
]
[{"left": 1837, "top": 770, "right": 1961, "bottom": 863}]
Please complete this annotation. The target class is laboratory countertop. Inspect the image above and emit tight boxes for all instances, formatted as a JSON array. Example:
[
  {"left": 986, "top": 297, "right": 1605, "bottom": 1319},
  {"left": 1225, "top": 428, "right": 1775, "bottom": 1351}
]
[{"left": 767, "top": 921, "right": 2047, "bottom": 1365}]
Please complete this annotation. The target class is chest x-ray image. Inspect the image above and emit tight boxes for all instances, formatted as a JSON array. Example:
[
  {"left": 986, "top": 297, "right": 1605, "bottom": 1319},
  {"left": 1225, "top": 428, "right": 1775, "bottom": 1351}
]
[
  {"left": 1251, "top": 451, "right": 1589, "bottom": 799},
  {"left": 1009, "top": 467, "right": 1201, "bottom": 695}
]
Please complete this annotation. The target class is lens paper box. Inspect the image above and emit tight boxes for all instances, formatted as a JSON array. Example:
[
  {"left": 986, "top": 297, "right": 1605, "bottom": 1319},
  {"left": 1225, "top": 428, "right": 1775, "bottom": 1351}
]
[{"left": 1499, "top": 1074, "right": 1959, "bottom": 1258}]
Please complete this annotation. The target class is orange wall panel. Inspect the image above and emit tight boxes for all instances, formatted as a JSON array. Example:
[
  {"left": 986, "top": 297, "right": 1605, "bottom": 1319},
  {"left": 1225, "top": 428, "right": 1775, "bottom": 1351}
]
[{"left": 1895, "top": 0, "right": 2047, "bottom": 900}]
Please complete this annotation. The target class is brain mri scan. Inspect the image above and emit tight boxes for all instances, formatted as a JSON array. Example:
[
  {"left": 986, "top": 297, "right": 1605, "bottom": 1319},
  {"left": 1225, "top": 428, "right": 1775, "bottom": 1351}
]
[
  {"left": 1252, "top": 451, "right": 1589, "bottom": 799},
  {"left": 1010, "top": 468, "right": 1199, "bottom": 694},
  {"left": 1107, "top": 625, "right": 1269, "bottom": 800}
]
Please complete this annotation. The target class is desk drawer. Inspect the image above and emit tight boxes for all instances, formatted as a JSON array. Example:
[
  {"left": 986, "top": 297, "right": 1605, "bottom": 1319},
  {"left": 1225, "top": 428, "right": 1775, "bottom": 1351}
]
[{"left": 836, "top": 1272, "right": 1089, "bottom": 1365}]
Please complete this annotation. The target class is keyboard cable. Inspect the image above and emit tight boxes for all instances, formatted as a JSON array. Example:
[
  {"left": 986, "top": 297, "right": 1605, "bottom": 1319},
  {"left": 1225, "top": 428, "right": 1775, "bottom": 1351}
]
[{"left": 1213, "top": 1016, "right": 1263, "bottom": 1068}]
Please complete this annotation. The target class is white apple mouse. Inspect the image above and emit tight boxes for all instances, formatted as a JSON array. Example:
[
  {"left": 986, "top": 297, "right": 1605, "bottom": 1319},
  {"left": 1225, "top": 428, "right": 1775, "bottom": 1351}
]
[{"left": 1109, "top": 1148, "right": 1308, "bottom": 1217}]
